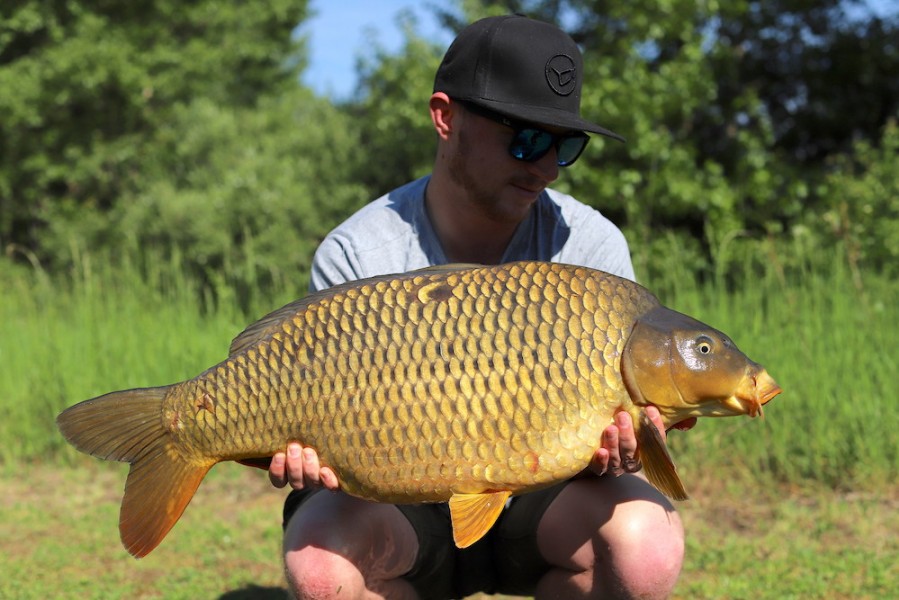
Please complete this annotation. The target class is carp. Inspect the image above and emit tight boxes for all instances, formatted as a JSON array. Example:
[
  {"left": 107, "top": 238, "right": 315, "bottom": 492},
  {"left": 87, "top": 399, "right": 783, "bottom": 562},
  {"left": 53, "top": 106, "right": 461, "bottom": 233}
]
[{"left": 57, "top": 261, "right": 781, "bottom": 557}]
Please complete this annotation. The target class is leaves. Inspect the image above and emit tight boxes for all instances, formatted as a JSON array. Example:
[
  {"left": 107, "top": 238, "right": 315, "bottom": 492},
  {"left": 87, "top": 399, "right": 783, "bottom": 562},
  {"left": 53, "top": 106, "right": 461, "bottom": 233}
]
[
  {"left": 0, "top": 0, "right": 311, "bottom": 260},
  {"left": 1, "top": 0, "right": 897, "bottom": 292}
]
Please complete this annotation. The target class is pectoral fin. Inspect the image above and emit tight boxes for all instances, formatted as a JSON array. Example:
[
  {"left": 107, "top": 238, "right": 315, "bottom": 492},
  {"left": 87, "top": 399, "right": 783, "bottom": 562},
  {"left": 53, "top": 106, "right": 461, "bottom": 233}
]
[
  {"left": 637, "top": 411, "right": 689, "bottom": 501},
  {"left": 448, "top": 491, "right": 511, "bottom": 548}
]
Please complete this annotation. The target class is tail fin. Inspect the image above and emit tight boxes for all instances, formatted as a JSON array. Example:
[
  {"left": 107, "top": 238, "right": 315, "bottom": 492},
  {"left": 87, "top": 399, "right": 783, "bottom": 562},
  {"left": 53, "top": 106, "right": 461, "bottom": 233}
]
[{"left": 57, "top": 387, "right": 213, "bottom": 557}]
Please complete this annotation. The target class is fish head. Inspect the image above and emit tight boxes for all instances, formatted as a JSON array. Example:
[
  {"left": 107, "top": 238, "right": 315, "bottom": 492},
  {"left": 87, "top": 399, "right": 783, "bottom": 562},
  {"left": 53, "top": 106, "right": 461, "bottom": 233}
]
[{"left": 621, "top": 306, "right": 781, "bottom": 428}]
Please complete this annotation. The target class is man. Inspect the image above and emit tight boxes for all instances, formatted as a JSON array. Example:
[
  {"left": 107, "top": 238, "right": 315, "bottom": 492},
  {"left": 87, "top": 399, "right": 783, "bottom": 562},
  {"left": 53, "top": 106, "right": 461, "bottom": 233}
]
[{"left": 269, "top": 15, "right": 685, "bottom": 600}]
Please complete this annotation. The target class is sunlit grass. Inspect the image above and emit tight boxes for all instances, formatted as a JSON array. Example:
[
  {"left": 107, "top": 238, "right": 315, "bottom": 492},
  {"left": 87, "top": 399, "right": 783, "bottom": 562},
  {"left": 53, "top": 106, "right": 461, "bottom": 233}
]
[
  {"left": 1, "top": 240, "right": 896, "bottom": 488},
  {"left": 0, "top": 249, "right": 299, "bottom": 464},
  {"left": 1, "top": 242, "right": 896, "bottom": 599},
  {"left": 643, "top": 240, "right": 898, "bottom": 490}
]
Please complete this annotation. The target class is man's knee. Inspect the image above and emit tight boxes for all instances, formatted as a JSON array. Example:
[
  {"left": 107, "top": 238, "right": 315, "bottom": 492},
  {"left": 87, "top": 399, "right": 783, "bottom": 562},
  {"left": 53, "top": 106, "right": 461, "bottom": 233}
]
[
  {"left": 536, "top": 476, "right": 684, "bottom": 599},
  {"left": 284, "top": 542, "right": 362, "bottom": 599},
  {"left": 282, "top": 492, "right": 420, "bottom": 599},
  {"left": 605, "top": 497, "right": 684, "bottom": 595}
]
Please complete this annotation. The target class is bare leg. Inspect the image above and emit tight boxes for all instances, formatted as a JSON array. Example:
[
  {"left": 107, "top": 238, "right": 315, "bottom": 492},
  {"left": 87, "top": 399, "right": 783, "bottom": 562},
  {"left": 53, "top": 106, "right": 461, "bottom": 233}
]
[
  {"left": 535, "top": 474, "right": 684, "bottom": 600},
  {"left": 283, "top": 491, "right": 420, "bottom": 600}
]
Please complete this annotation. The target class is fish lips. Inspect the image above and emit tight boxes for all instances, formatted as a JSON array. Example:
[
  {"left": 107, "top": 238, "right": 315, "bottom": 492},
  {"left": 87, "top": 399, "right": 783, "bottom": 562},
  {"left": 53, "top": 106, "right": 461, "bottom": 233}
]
[{"left": 730, "top": 368, "right": 782, "bottom": 417}]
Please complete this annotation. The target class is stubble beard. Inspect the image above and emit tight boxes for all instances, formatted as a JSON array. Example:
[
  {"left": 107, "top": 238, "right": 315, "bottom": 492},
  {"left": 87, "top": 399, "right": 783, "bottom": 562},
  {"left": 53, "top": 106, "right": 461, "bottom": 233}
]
[{"left": 447, "top": 128, "right": 520, "bottom": 225}]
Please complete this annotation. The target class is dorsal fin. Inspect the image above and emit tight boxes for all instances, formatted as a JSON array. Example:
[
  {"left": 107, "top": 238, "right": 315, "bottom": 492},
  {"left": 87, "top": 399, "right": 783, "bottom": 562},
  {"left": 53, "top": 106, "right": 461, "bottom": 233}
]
[
  {"left": 414, "top": 263, "right": 484, "bottom": 273},
  {"left": 228, "top": 296, "right": 317, "bottom": 356}
]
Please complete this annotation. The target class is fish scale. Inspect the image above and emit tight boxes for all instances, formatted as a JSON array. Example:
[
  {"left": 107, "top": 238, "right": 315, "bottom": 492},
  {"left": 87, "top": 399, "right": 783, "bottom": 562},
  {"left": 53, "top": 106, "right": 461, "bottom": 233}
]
[
  {"left": 200, "top": 263, "right": 625, "bottom": 499},
  {"left": 57, "top": 260, "right": 781, "bottom": 557}
]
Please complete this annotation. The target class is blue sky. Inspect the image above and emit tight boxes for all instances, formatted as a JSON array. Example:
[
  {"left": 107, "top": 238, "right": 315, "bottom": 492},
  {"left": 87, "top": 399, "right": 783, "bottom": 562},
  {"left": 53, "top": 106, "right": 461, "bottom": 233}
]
[{"left": 299, "top": 0, "right": 452, "bottom": 99}]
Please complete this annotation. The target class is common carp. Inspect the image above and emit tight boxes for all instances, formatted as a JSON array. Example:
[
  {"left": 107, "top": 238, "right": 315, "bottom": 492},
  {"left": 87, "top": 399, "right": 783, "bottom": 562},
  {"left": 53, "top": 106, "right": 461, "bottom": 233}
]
[{"left": 57, "top": 261, "right": 781, "bottom": 557}]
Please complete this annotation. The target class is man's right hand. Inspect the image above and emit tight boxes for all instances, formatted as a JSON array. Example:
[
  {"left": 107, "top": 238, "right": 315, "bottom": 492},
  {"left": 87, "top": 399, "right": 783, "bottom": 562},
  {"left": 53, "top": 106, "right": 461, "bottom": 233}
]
[{"left": 269, "top": 442, "right": 340, "bottom": 491}]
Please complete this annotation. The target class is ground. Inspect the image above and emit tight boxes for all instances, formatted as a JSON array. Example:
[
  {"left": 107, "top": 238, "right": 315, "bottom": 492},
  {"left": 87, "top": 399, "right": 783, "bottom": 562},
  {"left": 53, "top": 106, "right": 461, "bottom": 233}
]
[{"left": 2, "top": 462, "right": 895, "bottom": 599}]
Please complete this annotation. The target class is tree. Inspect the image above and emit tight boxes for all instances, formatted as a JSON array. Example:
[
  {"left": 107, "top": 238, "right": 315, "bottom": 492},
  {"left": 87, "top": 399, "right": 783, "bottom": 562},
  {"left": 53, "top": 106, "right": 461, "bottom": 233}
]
[
  {"left": 432, "top": 1, "right": 899, "bottom": 279},
  {"left": 347, "top": 11, "right": 445, "bottom": 196},
  {"left": 0, "top": 0, "right": 311, "bottom": 259},
  {"left": 704, "top": 0, "right": 899, "bottom": 164},
  {"left": 109, "top": 90, "right": 368, "bottom": 308}
]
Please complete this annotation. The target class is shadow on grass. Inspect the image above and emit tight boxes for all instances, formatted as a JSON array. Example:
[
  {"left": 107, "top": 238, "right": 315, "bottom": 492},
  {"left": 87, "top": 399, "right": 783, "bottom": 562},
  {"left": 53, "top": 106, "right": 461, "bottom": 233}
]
[{"left": 220, "top": 584, "right": 287, "bottom": 599}]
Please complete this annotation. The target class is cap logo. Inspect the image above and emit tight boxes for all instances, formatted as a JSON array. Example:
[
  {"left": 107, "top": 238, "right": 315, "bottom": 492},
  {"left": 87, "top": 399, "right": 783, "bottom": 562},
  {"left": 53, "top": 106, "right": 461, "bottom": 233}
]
[{"left": 545, "top": 54, "right": 577, "bottom": 96}]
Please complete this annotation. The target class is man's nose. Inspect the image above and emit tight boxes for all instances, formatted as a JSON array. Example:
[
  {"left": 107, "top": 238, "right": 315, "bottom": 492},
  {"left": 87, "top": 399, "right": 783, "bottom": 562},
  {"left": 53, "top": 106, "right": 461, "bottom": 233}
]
[{"left": 526, "top": 147, "right": 560, "bottom": 183}]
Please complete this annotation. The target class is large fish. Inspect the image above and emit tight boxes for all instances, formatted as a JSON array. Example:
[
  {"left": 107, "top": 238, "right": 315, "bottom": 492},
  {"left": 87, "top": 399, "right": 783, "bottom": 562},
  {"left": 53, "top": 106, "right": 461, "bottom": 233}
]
[{"left": 57, "top": 261, "right": 781, "bottom": 557}]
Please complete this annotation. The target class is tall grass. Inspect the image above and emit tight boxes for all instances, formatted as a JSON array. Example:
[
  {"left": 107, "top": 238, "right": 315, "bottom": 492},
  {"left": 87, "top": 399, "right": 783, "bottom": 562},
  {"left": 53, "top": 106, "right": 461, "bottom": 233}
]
[
  {"left": 645, "top": 238, "right": 898, "bottom": 490},
  {"left": 0, "top": 247, "right": 302, "bottom": 464},
  {"left": 2, "top": 241, "right": 896, "bottom": 488}
]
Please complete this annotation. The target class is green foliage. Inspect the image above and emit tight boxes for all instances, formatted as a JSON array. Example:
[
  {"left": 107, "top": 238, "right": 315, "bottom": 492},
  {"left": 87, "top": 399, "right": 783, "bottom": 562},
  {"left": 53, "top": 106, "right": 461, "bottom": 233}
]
[
  {"left": 816, "top": 119, "right": 899, "bottom": 277},
  {"left": 651, "top": 240, "right": 899, "bottom": 490},
  {"left": 2, "top": 0, "right": 897, "bottom": 307},
  {"left": 113, "top": 90, "right": 367, "bottom": 308},
  {"left": 556, "top": 0, "right": 748, "bottom": 279},
  {"left": 0, "top": 0, "right": 311, "bottom": 259},
  {"left": 707, "top": 0, "right": 899, "bottom": 163},
  {"left": 0, "top": 249, "right": 238, "bottom": 461},
  {"left": 349, "top": 13, "right": 444, "bottom": 194}
]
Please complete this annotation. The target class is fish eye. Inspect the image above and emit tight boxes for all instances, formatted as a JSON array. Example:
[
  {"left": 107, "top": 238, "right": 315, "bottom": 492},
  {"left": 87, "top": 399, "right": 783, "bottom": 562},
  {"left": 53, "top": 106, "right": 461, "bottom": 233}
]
[{"left": 696, "top": 336, "right": 713, "bottom": 354}]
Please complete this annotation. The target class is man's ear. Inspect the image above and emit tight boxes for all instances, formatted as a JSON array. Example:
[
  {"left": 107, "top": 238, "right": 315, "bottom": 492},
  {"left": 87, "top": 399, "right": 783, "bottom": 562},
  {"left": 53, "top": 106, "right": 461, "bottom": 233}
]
[{"left": 429, "top": 92, "right": 455, "bottom": 140}]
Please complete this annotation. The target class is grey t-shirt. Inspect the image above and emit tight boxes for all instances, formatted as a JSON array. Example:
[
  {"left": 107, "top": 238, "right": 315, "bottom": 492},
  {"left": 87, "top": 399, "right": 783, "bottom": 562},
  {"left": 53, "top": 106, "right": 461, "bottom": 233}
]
[{"left": 309, "top": 175, "right": 633, "bottom": 292}]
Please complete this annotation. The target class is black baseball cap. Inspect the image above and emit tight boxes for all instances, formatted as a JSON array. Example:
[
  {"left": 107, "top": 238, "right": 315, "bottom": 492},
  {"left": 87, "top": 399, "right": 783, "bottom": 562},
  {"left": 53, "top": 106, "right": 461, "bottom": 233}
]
[{"left": 434, "top": 15, "right": 624, "bottom": 142}]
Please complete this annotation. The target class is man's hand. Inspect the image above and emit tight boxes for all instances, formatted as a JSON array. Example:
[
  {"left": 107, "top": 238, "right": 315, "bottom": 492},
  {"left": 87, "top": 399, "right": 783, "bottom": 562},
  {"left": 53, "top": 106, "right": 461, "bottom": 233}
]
[
  {"left": 268, "top": 443, "right": 340, "bottom": 491},
  {"left": 588, "top": 406, "right": 668, "bottom": 477}
]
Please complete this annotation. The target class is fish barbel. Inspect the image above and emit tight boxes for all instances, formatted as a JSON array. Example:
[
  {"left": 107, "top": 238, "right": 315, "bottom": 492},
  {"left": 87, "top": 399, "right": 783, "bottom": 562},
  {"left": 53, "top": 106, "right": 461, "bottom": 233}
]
[{"left": 57, "top": 261, "right": 781, "bottom": 557}]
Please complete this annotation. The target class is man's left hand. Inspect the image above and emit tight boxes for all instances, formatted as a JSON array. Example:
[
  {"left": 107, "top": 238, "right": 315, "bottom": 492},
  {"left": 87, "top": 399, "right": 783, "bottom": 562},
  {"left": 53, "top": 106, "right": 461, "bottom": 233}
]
[{"left": 588, "top": 406, "right": 667, "bottom": 477}]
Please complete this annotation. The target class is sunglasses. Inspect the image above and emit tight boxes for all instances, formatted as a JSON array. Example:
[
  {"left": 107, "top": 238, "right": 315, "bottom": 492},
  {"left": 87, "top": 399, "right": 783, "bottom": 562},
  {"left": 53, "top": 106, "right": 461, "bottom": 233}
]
[{"left": 458, "top": 101, "right": 590, "bottom": 167}]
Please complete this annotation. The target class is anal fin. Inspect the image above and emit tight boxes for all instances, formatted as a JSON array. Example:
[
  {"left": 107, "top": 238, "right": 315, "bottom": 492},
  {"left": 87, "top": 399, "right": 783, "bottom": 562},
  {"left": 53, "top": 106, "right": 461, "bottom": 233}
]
[
  {"left": 637, "top": 410, "right": 689, "bottom": 501},
  {"left": 448, "top": 490, "right": 511, "bottom": 548}
]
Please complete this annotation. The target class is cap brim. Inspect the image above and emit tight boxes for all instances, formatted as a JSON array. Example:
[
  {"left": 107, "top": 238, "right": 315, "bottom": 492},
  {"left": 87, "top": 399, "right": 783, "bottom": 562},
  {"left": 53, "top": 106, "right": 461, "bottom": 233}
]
[{"left": 473, "top": 98, "right": 625, "bottom": 142}]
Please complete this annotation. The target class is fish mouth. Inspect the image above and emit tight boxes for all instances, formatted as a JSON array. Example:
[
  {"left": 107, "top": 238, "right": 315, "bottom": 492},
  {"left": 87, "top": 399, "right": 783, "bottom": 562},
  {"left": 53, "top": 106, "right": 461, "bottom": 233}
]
[{"left": 731, "top": 368, "right": 782, "bottom": 417}]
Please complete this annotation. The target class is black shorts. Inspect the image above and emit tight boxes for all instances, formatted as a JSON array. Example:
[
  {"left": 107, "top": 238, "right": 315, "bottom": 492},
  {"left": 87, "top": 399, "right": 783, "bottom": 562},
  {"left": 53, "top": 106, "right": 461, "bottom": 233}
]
[{"left": 283, "top": 483, "right": 568, "bottom": 600}]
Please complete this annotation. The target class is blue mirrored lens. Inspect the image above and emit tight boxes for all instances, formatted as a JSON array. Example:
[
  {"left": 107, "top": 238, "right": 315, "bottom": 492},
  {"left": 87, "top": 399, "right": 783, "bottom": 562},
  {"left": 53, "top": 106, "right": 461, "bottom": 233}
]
[
  {"left": 509, "top": 130, "right": 554, "bottom": 161},
  {"left": 556, "top": 135, "right": 589, "bottom": 166},
  {"left": 510, "top": 129, "right": 588, "bottom": 166}
]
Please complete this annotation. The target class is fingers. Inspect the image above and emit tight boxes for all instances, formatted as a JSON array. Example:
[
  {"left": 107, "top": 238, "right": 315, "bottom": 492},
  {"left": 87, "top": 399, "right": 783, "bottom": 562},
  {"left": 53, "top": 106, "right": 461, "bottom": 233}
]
[
  {"left": 319, "top": 466, "right": 339, "bottom": 490},
  {"left": 644, "top": 405, "right": 667, "bottom": 442},
  {"left": 589, "top": 446, "right": 612, "bottom": 476},
  {"left": 614, "top": 412, "right": 641, "bottom": 474},
  {"left": 268, "top": 443, "right": 340, "bottom": 491},
  {"left": 590, "top": 412, "right": 644, "bottom": 478},
  {"left": 269, "top": 451, "right": 289, "bottom": 488}
]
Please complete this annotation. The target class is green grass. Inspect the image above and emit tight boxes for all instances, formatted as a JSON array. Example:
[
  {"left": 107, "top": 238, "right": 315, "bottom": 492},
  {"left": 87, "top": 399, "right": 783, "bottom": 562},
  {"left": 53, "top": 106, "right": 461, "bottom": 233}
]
[
  {"left": 2, "top": 466, "right": 895, "bottom": 599},
  {"left": 673, "top": 474, "right": 898, "bottom": 599},
  {"left": 3, "top": 241, "right": 896, "bottom": 484},
  {"left": 643, "top": 241, "right": 898, "bottom": 491},
  {"left": 0, "top": 250, "right": 302, "bottom": 464},
  {"left": 0, "top": 463, "right": 290, "bottom": 600},
  {"left": 1, "top": 242, "right": 897, "bottom": 598}
]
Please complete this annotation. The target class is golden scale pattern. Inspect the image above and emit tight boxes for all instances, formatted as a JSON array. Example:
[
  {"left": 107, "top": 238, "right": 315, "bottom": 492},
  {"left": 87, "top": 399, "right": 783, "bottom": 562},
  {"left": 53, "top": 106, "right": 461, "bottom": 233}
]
[{"left": 168, "top": 263, "right": 659, "bottom": 502}]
